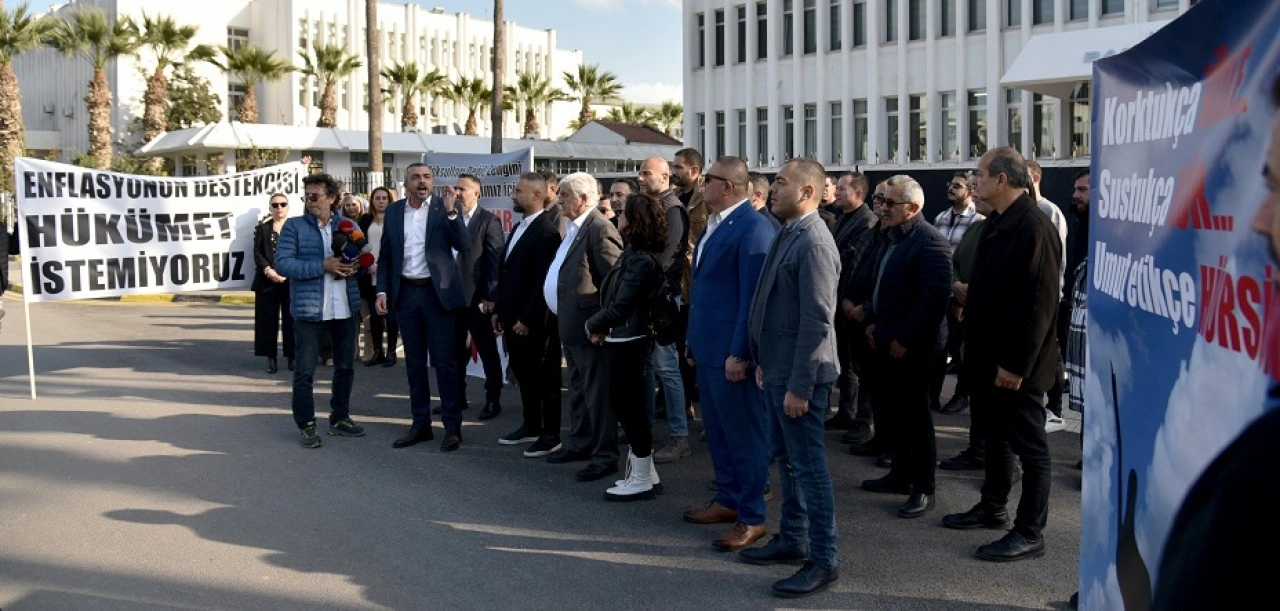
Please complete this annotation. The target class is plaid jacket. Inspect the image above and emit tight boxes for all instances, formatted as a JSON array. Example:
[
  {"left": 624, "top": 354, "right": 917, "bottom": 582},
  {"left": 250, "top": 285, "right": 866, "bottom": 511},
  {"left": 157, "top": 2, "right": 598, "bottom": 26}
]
[
  {"left": 1065, "top": 258, "right": 1088, "bottom": 413},
  {"left": 933, "top": 202, "right": 984, "bottom": 253}
]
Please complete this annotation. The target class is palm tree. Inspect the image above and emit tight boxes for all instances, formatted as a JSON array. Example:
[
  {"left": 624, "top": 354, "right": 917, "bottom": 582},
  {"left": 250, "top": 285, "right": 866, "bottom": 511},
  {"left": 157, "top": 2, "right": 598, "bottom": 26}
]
[
  {"left": 504, "top": 71, "right": 568, "bottom": 138},
  {"left": 0, "top": 2, "right": 53, "bottom": 192},
  {"left": 443, "top": 76, "right": 491, "bottom": 136},
  {"left": 562, "top": 63, "right": 622, "bottom": 127},
  {"left": 138, "top": 13, "right": 215, "bottom": 167},
  {"left": 212, "top": 44, "right": 291, "bottom": 124},
  {"left": 490, "top": 0, "right": 504, "bottom": 153},
  {"left": 298, "top": 42, "right": 362, "bottom": 128},
  {"left": 381, "top": 62, "right": 445, "bottom": 131},
  {"left": 366, "top": 0, "right": 382, "bottom": 188},
  {"left": 606, "top": 102, "right": 651, "bottom": 126},
  {"left": 48, "top": 8, "right": 141, "bottom": 168},
  {"left": 651, "top": 101, "right": 683, "bottom": 137}
]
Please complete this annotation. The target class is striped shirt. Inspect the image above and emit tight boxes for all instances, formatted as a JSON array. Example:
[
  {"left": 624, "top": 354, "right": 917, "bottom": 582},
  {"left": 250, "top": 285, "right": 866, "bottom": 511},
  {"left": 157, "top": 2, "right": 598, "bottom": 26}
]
[{"left": 933, "top": 202, "right": 984, "bottom": 253}]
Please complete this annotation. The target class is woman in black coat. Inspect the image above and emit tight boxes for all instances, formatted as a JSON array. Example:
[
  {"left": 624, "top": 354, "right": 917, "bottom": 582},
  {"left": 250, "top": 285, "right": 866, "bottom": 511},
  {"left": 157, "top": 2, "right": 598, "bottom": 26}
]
[
  {"left": 252, "top": 193, "right": 295, "bottom": 373},
  {"left": 358, "top": 186, "right": 399, "bottom": 366},
  {"left": 586, "top": 192, "right": 668, "bottom": 502}
]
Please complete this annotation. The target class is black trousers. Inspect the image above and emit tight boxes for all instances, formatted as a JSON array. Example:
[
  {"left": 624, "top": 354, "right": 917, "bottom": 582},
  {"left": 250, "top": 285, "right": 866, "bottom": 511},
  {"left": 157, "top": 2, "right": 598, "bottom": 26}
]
[
  {"left": 875, "top": 352, "right": 937, "bottom": 494},
  {"left": 856, "top": 331, "right": 889, "bottom": 445},
  {"left": 456, "top": 306, "right": 504, "bottom": 403},
  {"left": 505, "top": 320, "right": 563, "bottom": 438},
  {"left": 606, "top": 338, "right": 654, "bottom": 457},
  {"left": 364, "top": 294, "right": 399, "bottom": 355},
  {"left": 834, "top": 320, "right": 863, "bottom": 418},
  {"left": 254, "top": 287, "right": 294, "bottom": 358},
  {"left": 975, "top": 384, "right": 1052, "bottom": 536}
]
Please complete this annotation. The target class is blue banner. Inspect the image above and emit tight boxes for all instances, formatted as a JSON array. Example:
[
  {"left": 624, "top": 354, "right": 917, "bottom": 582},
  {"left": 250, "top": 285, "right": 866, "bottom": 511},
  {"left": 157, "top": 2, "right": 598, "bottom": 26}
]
[{"left": 1085, "top": 1, "right": 1280, "bottom": 607}]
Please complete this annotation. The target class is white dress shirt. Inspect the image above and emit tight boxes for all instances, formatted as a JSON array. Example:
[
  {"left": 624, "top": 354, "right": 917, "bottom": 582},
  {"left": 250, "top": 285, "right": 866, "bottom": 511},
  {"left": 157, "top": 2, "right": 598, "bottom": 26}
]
[
  {"left": 506, "top": 208, "right": 546, "bottom": 260},
  {"left": 318, "top": 218, "right": 352, "bottom": 321},
  {"left": 696, "top": 199, "right": 747, "bottom": 267},
  {"left": 543, "top": 213, "right": 589, "bottom": 315},
  {"left": 402, "top": 200, "right": 431, "bottom": 279}
]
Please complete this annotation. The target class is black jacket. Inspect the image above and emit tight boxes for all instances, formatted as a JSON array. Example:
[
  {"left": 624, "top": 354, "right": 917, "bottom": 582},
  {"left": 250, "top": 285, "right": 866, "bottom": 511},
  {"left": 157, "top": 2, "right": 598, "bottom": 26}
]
[
  {"left": 964, "top": 192, "right": 1062, "bottom": 393},
  {"left": 843, "top": 224, "right": 889, "bottom": 307},
  {"left": 493, "top": 207, "right": 562, "bottom": 333},
  {"left": 865, "top": 214, "right": 952, "bottom": 356},
  {"left": 585, "top": 247, "right": 663, "bottom": 340},
  {"left": 456, "top": 206, "right": 505, "bottom": 306},
  {"left": 833, "top": 204, "right": 880, "bottom": 301},
  {"left": 251, "top": 219, "right": 287, "bottom": 292}
]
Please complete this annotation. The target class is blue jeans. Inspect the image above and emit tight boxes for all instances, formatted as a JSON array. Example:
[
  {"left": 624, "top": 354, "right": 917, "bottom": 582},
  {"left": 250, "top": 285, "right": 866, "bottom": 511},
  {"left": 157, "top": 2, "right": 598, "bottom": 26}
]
[
  {"left": 291, "top": 317, "right": 356, "bottom": 428},
  {"left": 644, "top": 342, "right": 688, "bottom": 436},
  {"left": 766, "top": 382, "right": 838, "bottom": 569}
]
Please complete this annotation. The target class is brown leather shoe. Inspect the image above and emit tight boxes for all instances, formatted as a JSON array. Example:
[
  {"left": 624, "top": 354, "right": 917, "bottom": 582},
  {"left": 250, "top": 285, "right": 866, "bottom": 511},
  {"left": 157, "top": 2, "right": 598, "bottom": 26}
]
[
  {"left": 713, "top": 522, "right": 767, "bottom": 551},
  {"left": 683, "top": 501, "right": 738, "bottom": 525}
]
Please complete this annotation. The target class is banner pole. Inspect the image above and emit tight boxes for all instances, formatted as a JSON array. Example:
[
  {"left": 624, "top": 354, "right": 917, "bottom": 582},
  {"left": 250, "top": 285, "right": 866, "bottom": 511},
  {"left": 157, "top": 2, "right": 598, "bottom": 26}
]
[{"left": 17, "top": 219, "right": 37, "bottom": 400}]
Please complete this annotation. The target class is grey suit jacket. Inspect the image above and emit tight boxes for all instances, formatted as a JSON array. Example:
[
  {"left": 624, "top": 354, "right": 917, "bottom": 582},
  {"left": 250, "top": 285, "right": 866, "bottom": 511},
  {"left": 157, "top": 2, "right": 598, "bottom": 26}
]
[
  {"left": 556, "top": 209, "right": 623, "bottom": 347},
  {"left": 747, "top": 211, "right": 841, "bottom": 400}
]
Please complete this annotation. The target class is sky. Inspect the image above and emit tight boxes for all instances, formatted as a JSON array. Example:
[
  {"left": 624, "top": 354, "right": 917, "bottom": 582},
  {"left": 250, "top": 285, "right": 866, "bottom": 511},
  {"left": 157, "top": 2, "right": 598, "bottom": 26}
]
[{"left": 22, "top": 0, "right": 685, "bottom": 105}]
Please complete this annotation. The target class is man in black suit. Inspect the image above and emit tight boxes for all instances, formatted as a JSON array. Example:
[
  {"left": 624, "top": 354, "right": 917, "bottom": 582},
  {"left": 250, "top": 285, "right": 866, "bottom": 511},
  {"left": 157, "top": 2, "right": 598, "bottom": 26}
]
[
  {"left": 451, "top": 174, "right": 506, "bottom": 421},
  {"left": 942, "top": 147, "right": 1061, "bottom": 562},
  {"left": 375, "top": 162, "right": 470, "bottom": 452},
  {"left": 492, "top": 173, "right": 565, "bottom": 457}
]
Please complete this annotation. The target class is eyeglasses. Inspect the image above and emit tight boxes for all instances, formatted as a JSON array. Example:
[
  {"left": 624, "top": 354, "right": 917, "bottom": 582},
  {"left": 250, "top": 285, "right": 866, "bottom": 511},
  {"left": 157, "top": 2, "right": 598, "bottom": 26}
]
[
  {"left": 302, "top": 193, "right": 324, "bottom": 203},
  {"left": 881, "top": 197, "right": 910, "bottom": 207},
  {"left": 703, "top": 173, "right": 728, "bottom": 184},
  {"left": 871, "top": 193, "right": 887, "bottom": 204},
  {"left": 270, "top": 202, "right": 288, "bottom": 209}
]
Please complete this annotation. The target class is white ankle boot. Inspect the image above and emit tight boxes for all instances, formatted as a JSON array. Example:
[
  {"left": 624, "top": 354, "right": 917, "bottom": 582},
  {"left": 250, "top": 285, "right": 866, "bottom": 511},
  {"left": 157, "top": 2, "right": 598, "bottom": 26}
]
[
  {"left": 605, "top": 451, "right": 658, "bottom": 501},
  {"left": 613, "top": 454, "right": 663, "bottom": 494}
]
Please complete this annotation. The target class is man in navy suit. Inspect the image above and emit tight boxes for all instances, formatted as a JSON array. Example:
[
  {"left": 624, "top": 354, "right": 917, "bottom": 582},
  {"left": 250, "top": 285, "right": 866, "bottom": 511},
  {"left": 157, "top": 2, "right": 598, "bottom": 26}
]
[
  {"left": 682, "top": 156, "right": 777, "bottom": 552},
  {"left": 450, "top": 174, "right": 506, "bottom": 421},
  {"left": 375, "top": 162, "right": 470, "bottom": 452}
]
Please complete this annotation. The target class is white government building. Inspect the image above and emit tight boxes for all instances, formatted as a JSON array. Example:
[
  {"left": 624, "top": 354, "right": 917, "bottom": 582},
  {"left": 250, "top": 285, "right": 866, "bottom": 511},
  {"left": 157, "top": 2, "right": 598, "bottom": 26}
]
[
  {"left": 17, "top": 0, "right": 598, "bottom": 177},
  {"left": 680, "top": 0, "right": 1199, "bottom": 171}
]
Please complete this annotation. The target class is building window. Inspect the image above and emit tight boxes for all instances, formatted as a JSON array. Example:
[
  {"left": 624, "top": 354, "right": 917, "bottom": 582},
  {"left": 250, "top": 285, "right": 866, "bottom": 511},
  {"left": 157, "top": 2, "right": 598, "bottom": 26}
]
[
  {"left": 757, "top": 1, "right": 769, "bottom": 59},
  {"left": 853, "top": 99, "right": 868, "bottom": 162},
  {"left": 298, "top": 19, "right": 308, "bottom": 49},
  {"left": 756, "top": 107, "right": 769, "bottom": 166},
  {"left": 969, "top": 0, "right": 986, "bottom": 30},
  {"left": 909, "top": 95, "right": 926, "bottom": 161},
  {"left": 908, "top": 0, "right": 925, "bottom": 40},
  {"left": 1007, "top": 89, "right": 1023, "bottom": 151},
  {"left": 829, "top": 0, "right": 842, "bottom": 51},
  {"left": 1102, "top": 0, "right": 1124, "bottom": 15},
  {"left": 969, "top": 89, "right": 987, "bottom": 156},
  {"left": 1070, "top": 82, "right": 1090, "bottom": 157},
  {"left": 853, "top": 1, "right": 866, "bottom": 46},
  {"left": 1006, "top": 0, "right": 1021, "bottom": 26},
  {"left": 1033, "top": 0, "right": 1054, "bottom": 24},
  {"left": 1070, "top": 0, "right": 1088, "bottom": 19},
  {"left": 713, "top": 111, "right": 725, "bottom": 158},
  {"left": 803, "top": 103, "right": 817, "bottom": 158},
  {"left": 697, "top": 13, "right": 706, "bottom": 68},
  {"left": 737, "top": 5, "right": 748, "bottom": 62},
  {"left": 341, "top": 81, "right": 349, "bottom": 109},
  {"left": 1033, "top": 93, "right": 1056, "bottom": 157},
  {"left": 783, "top": 0, "right": 795, "bottom": 56},
  {"left": 886, "top": 97, "right": 899, "bottom": 162},
  {"left": 830, "top": 101, "right": 843, "bottom": 163},
  {"left": 715, "top": 10, "right": 726, "bottom": 66},
  {"left": 180, "top": 155, "right": 197, "bottom": 176},
  {"left": 940, "top": 92, "right": 957, "bottom": 160},
  {"left": 698, "top": 113, "right": 707, "bottom": 157},
  {"left": 737, "top": 109, "right": 748, "bottom": 158},
  {"left": 1153, "top": 0, "right": 1179, "bottom": 9},
  {"left": 885, "top": 0, "right": 897, "bottom": 42},
  {"left": 784, "top": 105, "right": 796, "bottom": 160},
  {"left": 940, "top": 0, "right": 955, "bottom": 37},
  {"left": 228, "top": 83, "right": 246, "bottom": 114},
  {"left": 803, "top": 0, "right": 817, "bottom": 54},
  {"left": 227, "top": 27, "right": 249, "bottom": 53}
]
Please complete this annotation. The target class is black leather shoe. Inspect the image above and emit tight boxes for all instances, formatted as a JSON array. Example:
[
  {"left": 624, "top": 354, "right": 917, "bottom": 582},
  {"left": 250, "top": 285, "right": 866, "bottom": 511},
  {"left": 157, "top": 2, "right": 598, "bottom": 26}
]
[
  {"left": 848, "top": 438, "right": 883, "bottom": 456},
  {"left": 392, "top": 427, "right": 434, "bottom": 449},
  {"left": 939, "top": 450, "right": 985, "bottom": 470},
  {"left": 382, "top": 353, "right": 397, "bottom": 367},
  {"left": 363, "top": 351, "right": 386, "bottom": 367},
  {"left": 545, "top": 447, "right": 591, "bottom": 464},
  {"left": 738, "top": 534, "right": 808, "bottom": 566},
  {"left": 840, "top": 420, "right": 872, "bottom": 445},
  {"left": 942, "top": 503, "right": 1011, "bottom": 530},
  {"left": 477, "top": 401, "right": 501, "bottom": 421},
  {"left": 771, "top": 561, "right": 839, "bottom": 598},
  {"left": 939, "top": 395, "right": 970, "bottom": 415},
  {"left": 861, "top": 475, "right": 911, "bottom": 494},
  {"left": 877, "top": 453, "right": 894, "bottom": 469},
  {"left": 823, "top": 412, "right": 855, "bottom": 430},
  {"left": 431, "top": 405, "right": 442, "bottom": 415},
  {"left": 286, "top": 358, "right": 294, "bottom": 372},
  {"left": 266, "top": 357, "right": 278, "bottom": 374},
  {"left": 898, "top": 493, "right": 934, "bottom": 519},
  {"left": 440, "top": 428, "right": 462, "bottom": 452},
  {"left": 574, "top": 462, "right": 618, "bottom": 482},
  {"left": 977, "top": 530, "right": 1045, "bottom": 562}
]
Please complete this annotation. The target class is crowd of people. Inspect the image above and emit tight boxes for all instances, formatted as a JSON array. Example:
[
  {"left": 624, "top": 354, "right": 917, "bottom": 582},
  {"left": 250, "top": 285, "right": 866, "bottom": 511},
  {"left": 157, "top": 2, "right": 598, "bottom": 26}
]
[{"left": 251, "top": 146, "right": 1090, "bottom": 598}]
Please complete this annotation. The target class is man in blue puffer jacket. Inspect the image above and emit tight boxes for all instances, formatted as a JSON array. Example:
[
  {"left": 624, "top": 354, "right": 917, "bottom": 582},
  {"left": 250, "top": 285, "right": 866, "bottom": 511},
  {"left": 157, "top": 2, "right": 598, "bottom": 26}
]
[{"left": 274, "top": 172, "right": 367, "bottom": 449}]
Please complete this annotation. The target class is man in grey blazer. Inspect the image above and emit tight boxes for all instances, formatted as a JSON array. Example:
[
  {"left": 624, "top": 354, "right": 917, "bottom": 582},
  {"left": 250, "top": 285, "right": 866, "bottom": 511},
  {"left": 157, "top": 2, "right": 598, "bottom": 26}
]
[
  {"left": 541, "top": 172, "right": 624, "bottom": 482},
  {"left": 742, "top": 158, "right": 842, "bottom": 599}
]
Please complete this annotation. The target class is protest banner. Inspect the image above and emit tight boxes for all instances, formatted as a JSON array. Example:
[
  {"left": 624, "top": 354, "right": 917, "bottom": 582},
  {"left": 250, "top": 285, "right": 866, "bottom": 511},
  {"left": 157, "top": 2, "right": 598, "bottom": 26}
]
[
  {"left": 1083, "top": 1, "right": 1280, "bottom": 607},
  {"left": 14, "top": 158, "right": 304, "bottom": 303}
]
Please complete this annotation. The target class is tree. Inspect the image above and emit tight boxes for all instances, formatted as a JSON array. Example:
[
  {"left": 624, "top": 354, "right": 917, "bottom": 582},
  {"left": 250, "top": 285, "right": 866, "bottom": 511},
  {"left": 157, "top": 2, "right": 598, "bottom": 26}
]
[
  {"left": 48, "top": 8, "right": 141, "bottom": 169},
  {"left": 651, "top": 101, "right": 683, "bottom": 137},
  {"left": 298, "top": 42, "right": 362, "bottom": 128},
  {"left": 165, "top": 63, "right": 222, "bottom": 130},
  {"left": 0, "top": 2, "right": 53, "bottom": 192},
  {"left": 381, "top": 62, "right": 445, "bottom": 131},
  {"left": 606, "top": 102, "right": 651, "bottom": 126},
  {"left": 504, "top": 71, "right": 568, "bottom": 138},
  {"left": 563, "top": 63, "right": 622, "bottom": 128},
  {"left": 443, "top": 76, "right": 491, "bottom": 136},
  {"left": 138, "top": 13, "right": 215, "bottom": 168},
  {"left": 212, "top": 43, "right": 291, "bottom": 124},
  {"left": 366, "top": 0, "right": 382, "bottom": 189},
  {"left": 490, "top": 0, "right": 504, "bottom": 153}
]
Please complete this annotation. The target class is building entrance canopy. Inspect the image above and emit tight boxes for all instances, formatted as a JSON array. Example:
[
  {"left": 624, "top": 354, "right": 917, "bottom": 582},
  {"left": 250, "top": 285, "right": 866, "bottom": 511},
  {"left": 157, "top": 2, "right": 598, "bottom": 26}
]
[{"left": 999, "top": 20, "right": 1173, "bottom": 99}]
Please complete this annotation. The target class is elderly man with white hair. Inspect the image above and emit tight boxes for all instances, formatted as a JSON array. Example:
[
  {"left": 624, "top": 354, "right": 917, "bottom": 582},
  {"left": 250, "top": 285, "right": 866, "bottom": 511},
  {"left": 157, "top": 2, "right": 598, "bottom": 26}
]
[{"left": 858, "top": 174, "right": 953, "bottom": 520}]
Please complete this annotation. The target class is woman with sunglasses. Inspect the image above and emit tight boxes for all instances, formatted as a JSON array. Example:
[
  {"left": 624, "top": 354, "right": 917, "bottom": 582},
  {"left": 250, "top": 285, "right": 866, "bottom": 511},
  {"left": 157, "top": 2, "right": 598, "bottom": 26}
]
[
  {"left": 252, "top": 193, "right": 295, "bottom": 374},
  {"left": 359, "top": 186, "right": 399, "bottom": 366}
]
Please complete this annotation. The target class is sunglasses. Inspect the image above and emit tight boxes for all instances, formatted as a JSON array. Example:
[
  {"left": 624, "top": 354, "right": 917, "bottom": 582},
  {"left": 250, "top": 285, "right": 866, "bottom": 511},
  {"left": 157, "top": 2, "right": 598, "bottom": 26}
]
[
  {"left": 302, "top": 193, "right": 324, "bottom": 203},
  {"left": 270, "top": 202, "right": 288, "bottom": 209},
  {"left": 872, "top": 193, "right": 887, "bottom": 203},
  {"left": 703, "top": 173, "right": 728, "bottom": 184}
]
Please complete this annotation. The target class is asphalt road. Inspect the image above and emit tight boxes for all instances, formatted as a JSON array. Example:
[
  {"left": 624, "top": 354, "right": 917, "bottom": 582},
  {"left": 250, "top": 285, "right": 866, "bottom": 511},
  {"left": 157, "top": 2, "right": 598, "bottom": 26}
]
[{"left": 0, "top": 295, "right": 1081, "bottom": 610}]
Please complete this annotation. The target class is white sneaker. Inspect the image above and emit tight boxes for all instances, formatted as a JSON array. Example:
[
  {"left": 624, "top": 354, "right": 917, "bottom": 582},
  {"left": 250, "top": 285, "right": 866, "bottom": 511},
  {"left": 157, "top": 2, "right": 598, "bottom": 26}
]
[{"left": 1045, "top": 414, "right": 1066, "bottom": 433}]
